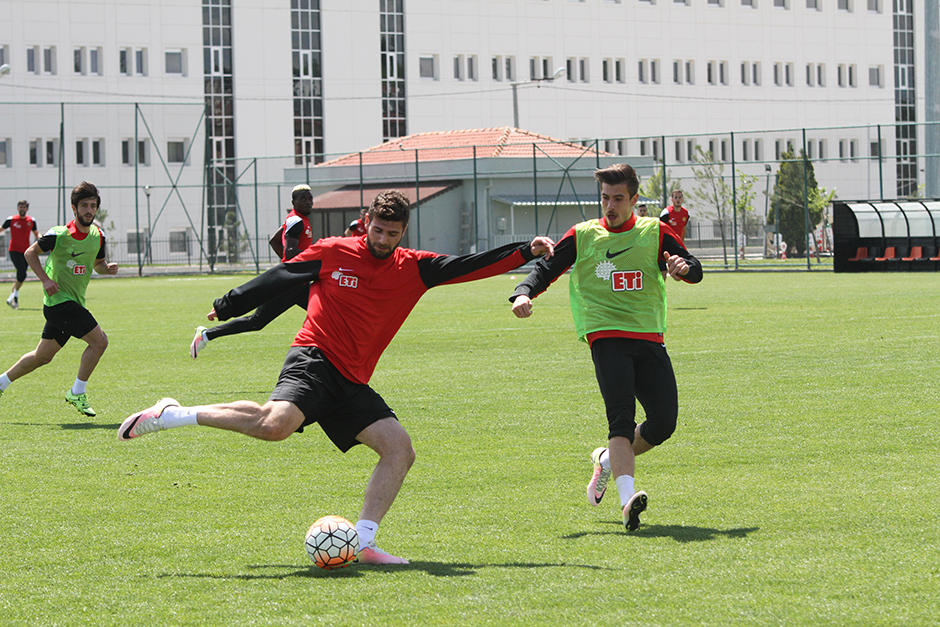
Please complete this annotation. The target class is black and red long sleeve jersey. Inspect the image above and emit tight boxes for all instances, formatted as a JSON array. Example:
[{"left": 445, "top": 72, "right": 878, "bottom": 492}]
[{"left": 213, "top": 235, "right": 539, "bottom": 385}]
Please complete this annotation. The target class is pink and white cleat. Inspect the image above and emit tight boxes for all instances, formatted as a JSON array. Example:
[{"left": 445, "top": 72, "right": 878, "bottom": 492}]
[
  {"left": 118, "top": 398, "right": 180, "bottom": 441},
  {"left": 356, "top": 544, "right": 409, "bottom": 565}
]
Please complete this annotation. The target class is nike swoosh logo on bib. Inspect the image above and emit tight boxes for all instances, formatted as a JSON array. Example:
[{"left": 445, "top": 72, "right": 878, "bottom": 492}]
[{"left": 606, "top": 247, "right": 631, "bottom": 259}]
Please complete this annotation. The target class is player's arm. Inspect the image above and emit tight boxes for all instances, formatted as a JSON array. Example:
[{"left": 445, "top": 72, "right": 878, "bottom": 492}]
[
  {"left": 268, "top": 225, "right": 285, "bottom": 259},
  {"left": 508, "top": 230, "right": 576, "bottom": 318},
  {"left": 416, "top": 237, "right": 553, "bottom": 289},
  {"left": 282, "top": 219, "right": 305, "bottom": 260},
  {"left": 212, "top": 255, "right": 322, "bottom": 321},
  {"left": 0, "top": 218, "right": 10, "bottom": 236},
  {"left": 93, "top": 233, "right": 118, "bottom": 275},
  {"left": 660, "top": 228, "right": 702, "bottom": 283},
  {"left": 25, "top": 234, "right": 58, "bottom": 295}
]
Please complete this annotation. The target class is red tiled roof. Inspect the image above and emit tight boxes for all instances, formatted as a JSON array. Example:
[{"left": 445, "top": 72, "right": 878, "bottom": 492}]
[
  {"left": 318, "top": 127, "right": 611, "bottom": 167},
  {"left": 311, "top": 182, "right": 460, "bottom": 211}
]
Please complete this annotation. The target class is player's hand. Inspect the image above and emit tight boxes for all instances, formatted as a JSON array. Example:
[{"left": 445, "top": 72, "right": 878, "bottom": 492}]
[
  {"left": 207, "top": 307, "right": 218, "bottom": 321},
  {"left": 663, "top": 252, "right": 689, "bottom": 280},
  {"left": 511, "top": 295, "right": 534, "bottom": 318},
  {"left": 42, "top": 279, "right": 59, "bottom": 296},
  {"left": 106, "top": 262, "right": 118, "bottom": 275},
  {"left": 530, "top": 236, "right": 555, "bottom": 260}
]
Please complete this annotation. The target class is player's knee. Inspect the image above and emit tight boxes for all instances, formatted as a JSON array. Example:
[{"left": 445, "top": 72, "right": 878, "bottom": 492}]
[
  {"left": 640, "top": 414, "right": 676, "bottom": 446},
  {"left": 33, "top": 351, "right": 55, "bottom": 366}
]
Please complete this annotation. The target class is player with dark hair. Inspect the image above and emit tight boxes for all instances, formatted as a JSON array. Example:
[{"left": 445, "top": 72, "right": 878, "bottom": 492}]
[
  {"left": 1, "top": 200, "right": 40, "bottom": 309},
  {"left": 660, "top": 189, "right": 690, "bottom": 242},
  {"left": 0, "top": 182, "right": 119, "bottom": 415},
  {"left": 190, "top": 184, "right": 315, "bottom": 358},
  {"left": 120, "top": 189, "right": 555, "bottom": 565},
  {"left": 344, "top": 207, "right": 367, "bottom": 237},
  {"left": 510, "top": 163, "right": 702, "bottom": 531}
]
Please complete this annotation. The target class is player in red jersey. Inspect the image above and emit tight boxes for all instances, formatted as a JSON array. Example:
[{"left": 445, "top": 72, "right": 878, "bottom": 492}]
[
  {"left": 1, "top": 200, "right": 40, "bottom": 309},
  {"left": 659, "top": 189, "right": 690, "bottom": 242},
  {"left": 344, "top": 207, "right": 367, "bottom": 237},
  {"left": 190, "top": 184, "right": 315, "bottom": 358},
  {"left": 119, "top": 190, "right": 555, "bottom": 565}
]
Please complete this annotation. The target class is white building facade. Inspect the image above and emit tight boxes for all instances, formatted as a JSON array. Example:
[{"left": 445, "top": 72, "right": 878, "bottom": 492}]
[{"left": 0, "top": 0, "right": 935, "bottom": 261}]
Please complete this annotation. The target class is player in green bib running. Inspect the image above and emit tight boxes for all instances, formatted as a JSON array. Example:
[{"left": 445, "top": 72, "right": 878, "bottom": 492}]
[
  {"left": 0, "top": 182, "right": 118, "bottom": 416},
  {"left": 510, "top": 163, "right": 702, "bottom": 531}
]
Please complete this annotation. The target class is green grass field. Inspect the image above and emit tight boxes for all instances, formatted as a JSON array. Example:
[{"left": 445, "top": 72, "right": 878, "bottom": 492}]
[{"left": 0, "top": 270, "right": 938, "bottom": 626}]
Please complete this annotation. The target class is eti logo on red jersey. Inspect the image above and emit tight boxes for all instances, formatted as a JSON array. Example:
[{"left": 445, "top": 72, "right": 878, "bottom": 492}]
[{"left": 331, "top": 270, "right": 358, "bottom": 288}]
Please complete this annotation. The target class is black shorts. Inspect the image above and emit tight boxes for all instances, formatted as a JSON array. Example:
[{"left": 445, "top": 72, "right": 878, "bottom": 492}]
[
  {"left": 9, "top": 250, "right": 28, "bottom": 283},
  {"left": 269, "top": 346, "right": 396, "bottom": 453},
  {"left": 590, "top": 337, "right": 678, "bottom": 446},
  {"left": 42, "top": 300, "right": 100, "bottom": 347}
]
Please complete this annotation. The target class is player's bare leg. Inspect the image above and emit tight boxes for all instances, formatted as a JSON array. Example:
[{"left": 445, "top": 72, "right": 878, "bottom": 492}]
[{"left": 354, "top": 417, "right": 415, "bottom": 565}]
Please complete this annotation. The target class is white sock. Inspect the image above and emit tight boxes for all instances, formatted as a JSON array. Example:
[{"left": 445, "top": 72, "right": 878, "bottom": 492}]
[
  {"left": 0, "top": 373, "right": 11, "bottom": 392},
  {"left": 71, "top": 378, "right": 88, "bottom": 395},
  {"left": 202, "top": 329, "right": 209, "bottom": 342},
  {"left": 356, "top": 519, "right": 378, "bottom": 548},
  {"left": 11, "top": 288, "right": 18, "bottom": 298},
  {"left": 599, "top": 448, "right": 611, "bottom": 470},
  {"left": 615, "top": 475, "right": 636, "bottom": 508},
  {"left": 160, "top": 406, "right": 199, "bottom": 429}
]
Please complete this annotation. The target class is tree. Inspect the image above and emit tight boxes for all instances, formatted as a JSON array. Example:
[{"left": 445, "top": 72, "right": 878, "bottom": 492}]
[
  {"left": 768, "top": 150, "right": 827, "bottom": 257},
  {"left": 690, "top": 147, "right": 733, "bottom": 263},
  {"left": 639, "top": 166, "right": 678, "bottom": 208},
  {"left": 689, "top": 147, "right": 760, "bottom": 264}
]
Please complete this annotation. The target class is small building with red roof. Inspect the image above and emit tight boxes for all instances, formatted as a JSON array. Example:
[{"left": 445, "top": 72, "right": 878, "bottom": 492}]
[{"left": 287, "top": 127, "right": 654, "bottom": 255}]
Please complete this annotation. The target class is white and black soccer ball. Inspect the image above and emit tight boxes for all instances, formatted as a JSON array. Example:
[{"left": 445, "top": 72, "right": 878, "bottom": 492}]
[{"left": 305, "top": 515, "right": 359, "bottom": 570}]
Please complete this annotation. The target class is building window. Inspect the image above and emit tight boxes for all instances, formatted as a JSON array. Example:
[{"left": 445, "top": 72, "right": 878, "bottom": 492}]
[
  {"left": 379, "top": 0, "right": 406, "bottom": 141},
  {"left": 0, "top": 139, "right": 9, "bottom": 167},
  {"left": 638, "top": 59, "right": 647, "bottom": 84},
  {"left": 45, "top": 139, "right": 58, "bottom": 166},
  {"left": 29, "top": 139, "right": 38, "bottom": 166},
  {"left": 870, "top": 140, "right": 881, "bottom": 157},
  {"left": 816, "top": 63, "right": 825, "bottom": 86},
  {"left": 119, "top": 49, "right": 130, "bottom": 75},
  {"left": 419, "top": 56, "right": 437, "bottom": 79},
  {"left": 579, "top": 58, "right": 589, "bottom": 82},
  {"left": 167, "top": 140, "right": 188, "bottom": 164},
  {"left": 774, "top": 0, "right": 787, "bottom": 7},
  {"left": 454, "top": 55, "right": 463, "bottom": 80},
  {"left": 650, "top": 59, "right": 659, "bottom": 84},
  {"left": 603, "top": 58, "right": 612, "bottom": 83},
  {"left": 741, "top": 61, "right": 750, "bottom": 85},
  {"left": 806, "top": 63, "right": 815, "bottom": 87},
  {"left": 135, "top": 48, "right": 147, "bottom": 75},
  {"left": 505, "top": 56, "right": 515, "bottom": 81},
  {"left": 615, "top": 58, "right": 624, "bottom": 83},
  {"left": 170, "top": 230, "right": 191, "bottom": 254},
  {"left": 467, "top": 55, "right": 477, "bottom": 81},
  {"left": 76, "top": 139, "right": 86, "bottom": 166},
  {"left": 74, "top": 47, "right": 85, "bottom": 75},
  {"left": 90, "top": 47, "right": 101, "bottom": 75},
  {"left": 26, "top": 47, "right": 37, "bottom": 74},
  {"left": 43, "top": 47, "right": 56, "bottom": 74},
  {"left": 492, "top": 55, "right": 503, "bottom": 81},
  {"left": 807, "top": 0, "right": 819, "bottom": 8},
  {"left": 869, "top": 66, "right": 882, "bottom": 87},
  {"left": 868, "top": 0, "right": 880, "bottom": 11},
  {"left": 165, "top": 50, "right": 186, "bottom": 75},
  {"left": 639, "top": 139, "right": 647, "bottom": 156},
  {"left": 838, "top": 0, "right": 852, "bottom": 10},
  {"left": 785, "top": 63, "right": 793, "bottom": 86},
  {"left": 92, "top": 139, "right": 104, "bottom": 166},
  {"left": 708, "top": 61, "right": 716, "bottom": 85},
  {"left": 673, "top": 60, "right": 681, "bottom": 84},
  {"left": 742, "top": 0, "right": 754, "bottom": 6},
  {"left": 122, "top": 139, "right": 148, "bottom": 166}
]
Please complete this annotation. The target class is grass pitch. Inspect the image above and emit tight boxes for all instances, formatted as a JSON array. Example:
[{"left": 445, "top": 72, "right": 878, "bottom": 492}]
[{"left": 0, "top": 270, "right": 938, "bottom": 626}]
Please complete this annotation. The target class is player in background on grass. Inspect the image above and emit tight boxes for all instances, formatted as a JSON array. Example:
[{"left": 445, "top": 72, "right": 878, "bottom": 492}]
[
  {"left": 660, "top": 189, "right": 690, "bottom": 242},
  {"left": 1, "top": 200, "right": 41, "bottom": 310},
  {"left": 190, "top": 184, "right": 315, "bottom": 358},
  {"left": 120, "top": 190, "right": 555, "bottom": 565},
  {"left": 0, "top": 182, "right": 118, "bottom": 416},
  {"left": 509, "top": 164, "right": 702, "bottom": 531}
]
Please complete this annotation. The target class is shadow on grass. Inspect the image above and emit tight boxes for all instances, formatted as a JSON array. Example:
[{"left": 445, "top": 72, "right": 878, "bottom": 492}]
[
  {"left": 563, "top": 523, "right": 759, "bottom": 543},
  {"left": 5, "top": 421, "right": 122, "bottom": 430},
  {"left": 158, "top": 560, "right": 615, "bottom": 581}
]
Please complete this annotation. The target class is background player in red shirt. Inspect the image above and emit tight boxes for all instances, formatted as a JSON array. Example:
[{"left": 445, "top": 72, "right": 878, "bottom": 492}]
[
  {"left": 659, "top": 189, "right": 690, "bottom": 242},
  {"left": 344, "top": 207, "right": 368, "bottom": 237},
  {"left": 120, "top": 190, "right": 554, "bottom": 565},
  {"left": 190, "top": 184, "right": 315, "bottom": 357},
  {"left": 1, "top": 200, "right": 40, "bottom": 309}
]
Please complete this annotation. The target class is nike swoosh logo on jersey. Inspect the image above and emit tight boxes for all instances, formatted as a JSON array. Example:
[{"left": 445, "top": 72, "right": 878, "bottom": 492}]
[
  {"left": 606, "top": 247, "right": 632, "bottom": 259},
  {"left": 338, "top": 268, "right": 355, "bottom": 272},
  {"left": 71, "top": 252, "right": 83, "bottom": 257}
]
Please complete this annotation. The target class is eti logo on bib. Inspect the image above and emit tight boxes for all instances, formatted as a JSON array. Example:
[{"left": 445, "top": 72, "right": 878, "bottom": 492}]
[
  {"left": 66, "top": 259, "right": 87, "bottom": 275},
  {"left": 595, "top": 261, "right": 643, "bottom": 292}
]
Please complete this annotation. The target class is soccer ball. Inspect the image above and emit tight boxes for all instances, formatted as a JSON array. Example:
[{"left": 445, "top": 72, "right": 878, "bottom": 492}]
[{"left": 305, "top": 515, "right": 359, "bottom": 570}]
